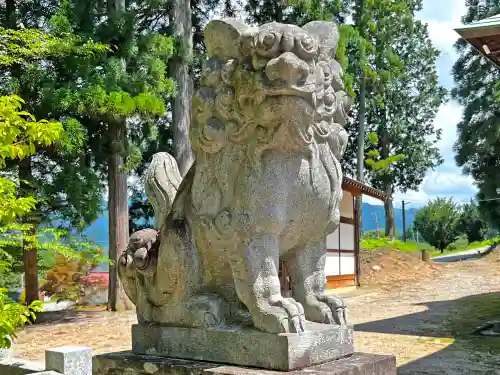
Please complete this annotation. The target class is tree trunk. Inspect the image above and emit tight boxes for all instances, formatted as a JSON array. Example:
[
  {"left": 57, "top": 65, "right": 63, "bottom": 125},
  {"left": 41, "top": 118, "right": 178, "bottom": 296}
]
[
  {"left": 355, "top": 0, "right": 367, "bottom": 235},
  {"left": 19, "top": 158, "right": 39, "bottom": 306},
  {"left": 384, "top": 189, "right": 395, "bottom": 240},
  {"left": 107, "top": 120, "right": 132, "bottom": 311},
  {"left": 169, "top": 0, "right": 194, "bottom": 177},
  {"left": 380, "top": 120, "right": 395, "bottom": 240},
  {"left": 6, "top": 0, "right": 16, "bottom": 28},
  {"left": 23, "top": 224, "right": 38, "bottom": 306}
]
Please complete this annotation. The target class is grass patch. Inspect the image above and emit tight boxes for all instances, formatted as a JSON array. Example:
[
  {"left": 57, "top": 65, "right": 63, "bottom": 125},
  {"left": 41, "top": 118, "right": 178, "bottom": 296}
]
[
  {"left": 465, "top": 237, "right": 500, "bottom": 250},
  {"left": 442, "top": 292, "right": 500, "bottom": 354},
  {"left": 361, "top": 236, "right": 499, "bottom": 258},
  {"left": 361, "top": 237, "right": 434, "bottom": 253}
]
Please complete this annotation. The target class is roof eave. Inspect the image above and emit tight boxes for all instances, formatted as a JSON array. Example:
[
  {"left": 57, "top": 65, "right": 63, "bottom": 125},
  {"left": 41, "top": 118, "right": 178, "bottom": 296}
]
[
  {"left": 454, "top": 14, "right": 500, "bottom": 69},
  {"left": 341, "top": 177, "right": 388, "bottom": 202}
]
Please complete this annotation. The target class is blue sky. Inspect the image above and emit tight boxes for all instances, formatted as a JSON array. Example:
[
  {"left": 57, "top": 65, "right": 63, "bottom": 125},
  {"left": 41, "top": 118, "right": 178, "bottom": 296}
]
[{"left": 365, "top": 0, "right": 476, "bottom": 208}]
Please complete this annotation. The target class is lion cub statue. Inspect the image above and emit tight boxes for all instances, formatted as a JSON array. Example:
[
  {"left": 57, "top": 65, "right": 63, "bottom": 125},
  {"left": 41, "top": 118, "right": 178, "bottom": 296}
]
[{"left": 119, "top": 18, "right": 351, "bottom": 335}]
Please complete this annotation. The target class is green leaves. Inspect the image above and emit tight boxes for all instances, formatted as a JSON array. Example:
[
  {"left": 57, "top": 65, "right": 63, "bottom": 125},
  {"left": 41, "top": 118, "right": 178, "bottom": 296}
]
[
  {"left": 0, "top": 291, "right": 43, "bottom": 349},
  {"left": 364, "top": 131, "right": 405, "bottom": 173},
  {"left": 0, "top": 27, "right": 108, "bottom": 67},
  {"left": 414, "top": 197, "right": 461, "bottom": 251},
  {"left": 0, "top": 179, "right": 36, "bottom": 225},
  {"left": 456, "top": 200, "right": 490, "bottom": 243},
  {"left": 0, "top": 95, "right": 63, "bottom": 167},
  {"left": 414, "top": 198, "right": 491, "bottom": 252}
]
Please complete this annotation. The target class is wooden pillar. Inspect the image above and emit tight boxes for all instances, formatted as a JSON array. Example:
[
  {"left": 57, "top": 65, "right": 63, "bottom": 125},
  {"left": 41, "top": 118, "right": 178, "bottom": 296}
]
[{"left": 354, "top": 195, "right": 361, "bottom": 287}]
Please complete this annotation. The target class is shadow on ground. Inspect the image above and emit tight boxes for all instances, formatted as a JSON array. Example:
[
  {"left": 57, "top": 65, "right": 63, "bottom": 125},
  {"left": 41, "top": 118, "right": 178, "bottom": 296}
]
[
  {"left": 31, "top": 309, "right": 108, "bottom": 326},
  {"left": 355, "top": 292, "right": 500, "bottom": 374}
]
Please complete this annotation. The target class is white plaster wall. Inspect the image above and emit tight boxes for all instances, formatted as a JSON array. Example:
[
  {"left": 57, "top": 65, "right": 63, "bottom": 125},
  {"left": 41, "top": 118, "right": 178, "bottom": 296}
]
[
  {"left": 339, "top": 223, "right": 355, "bottom": 250},
  {"left": 340, "top": 253, "right": 355, "bottom": 275},
  {"left": 340, "top": 191, "right": 354, "bottom": 218},
  {"left": 326, "top": 227, "right": 340, "bottom": 250},
  {"left": 324, "top": 253, "right": 340, "bottom": 276}
]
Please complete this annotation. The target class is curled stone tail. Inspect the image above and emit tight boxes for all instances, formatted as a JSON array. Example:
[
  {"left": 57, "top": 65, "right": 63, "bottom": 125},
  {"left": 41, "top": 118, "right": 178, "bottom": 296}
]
[{"left": 144, "top": 152, "right": 182, "bottom": 228}]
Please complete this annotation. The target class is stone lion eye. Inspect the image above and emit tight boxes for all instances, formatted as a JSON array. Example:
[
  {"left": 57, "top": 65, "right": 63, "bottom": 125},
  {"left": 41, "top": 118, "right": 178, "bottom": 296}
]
[{"left": 324, "top": 92, "right": 335, "bottom": 106}]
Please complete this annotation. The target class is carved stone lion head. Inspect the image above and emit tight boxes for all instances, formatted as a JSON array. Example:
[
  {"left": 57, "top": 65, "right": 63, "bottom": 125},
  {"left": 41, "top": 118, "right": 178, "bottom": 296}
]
[{"left": 190, "top": 19, "right": 351, "bottom": 161}]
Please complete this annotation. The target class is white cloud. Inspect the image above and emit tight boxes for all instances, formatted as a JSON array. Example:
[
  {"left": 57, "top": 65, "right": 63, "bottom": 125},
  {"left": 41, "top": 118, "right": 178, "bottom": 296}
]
[
  {"left": 422, "top": 169, "right": 476, "bottom": 196},
  {"left": 425, "top": 19, "right": 461, "bottom": 55},
  {"left": 434, "top": 101, "right": 463, "bottom": 160}
]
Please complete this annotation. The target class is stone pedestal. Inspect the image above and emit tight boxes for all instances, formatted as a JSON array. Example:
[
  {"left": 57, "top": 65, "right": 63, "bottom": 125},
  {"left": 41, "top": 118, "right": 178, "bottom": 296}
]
[
  {"left": 132, "top": 323, "right": 354, "bottom": 371},
  {"left": 93, "top": 351, "right": 396, "bottom": 375},
  {"left": 45, "top": 346, "right": 92, "bottom": 375}
]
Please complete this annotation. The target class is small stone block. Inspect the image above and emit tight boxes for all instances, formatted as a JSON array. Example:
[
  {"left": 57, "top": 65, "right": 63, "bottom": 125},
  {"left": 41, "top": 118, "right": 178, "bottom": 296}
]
[
  {"left": 132, "top": 323, "right": 354, "bottom": 371},
  {"left": 45, "top": 347, "right": 92, "bottom": 375},
  {"left": 93, "top": 351, "right": 396, "bottom": 375}
]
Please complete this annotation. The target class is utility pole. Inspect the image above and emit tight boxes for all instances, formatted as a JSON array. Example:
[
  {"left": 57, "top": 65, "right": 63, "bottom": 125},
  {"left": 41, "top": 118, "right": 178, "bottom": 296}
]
[
  {"left": 372, "top": 212, "right": 379, "bottom": 237},
  {"left": 402, "top": 200, "right": 407, "bottom": 242}
]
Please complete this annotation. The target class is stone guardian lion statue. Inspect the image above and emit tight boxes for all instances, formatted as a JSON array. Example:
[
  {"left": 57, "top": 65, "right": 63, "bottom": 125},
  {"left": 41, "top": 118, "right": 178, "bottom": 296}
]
[{"left": 118, "top": 18, "right": 352, "bottom": 335}]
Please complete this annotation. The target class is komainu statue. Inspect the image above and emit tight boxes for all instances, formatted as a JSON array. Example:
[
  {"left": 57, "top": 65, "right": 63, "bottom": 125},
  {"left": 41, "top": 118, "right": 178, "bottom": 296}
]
[{"left": 119, "top": 18, "right": 351, "bottom": 336}]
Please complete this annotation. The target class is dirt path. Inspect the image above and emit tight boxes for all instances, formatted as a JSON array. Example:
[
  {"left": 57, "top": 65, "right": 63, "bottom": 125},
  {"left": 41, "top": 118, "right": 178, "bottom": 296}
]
[
  {"left": 349, "top": 256, "right": 500, "bottom": 374},
  {"left": 13, "top": 256, "right": 500, "bottom": 374}
]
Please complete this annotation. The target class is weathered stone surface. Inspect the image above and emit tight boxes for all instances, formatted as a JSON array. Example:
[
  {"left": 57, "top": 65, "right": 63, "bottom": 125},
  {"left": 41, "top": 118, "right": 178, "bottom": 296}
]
[
  {"left": 45, "top": 346, "right": 92, "bottom": 375},
  {"left": 132, "top": 322, "right": 353, "bottom": 371},
  {"left": 32, "top": 372, "right": 62, "bottom": 375},
  {"left": 118, "top": 17, "right": 351, "bottom": 337},
  {"left": 93, "top": 352, "right": 396, "bottom": 375}
]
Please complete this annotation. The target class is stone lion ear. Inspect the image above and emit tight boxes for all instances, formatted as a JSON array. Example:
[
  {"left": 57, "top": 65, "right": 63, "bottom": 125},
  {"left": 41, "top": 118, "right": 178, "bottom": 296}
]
[
  {"left": 204, "top": 18, "right": 248, "bottom": 60},
  {"left": 301, "top": 21, "right": 339, "bottom": 59}
]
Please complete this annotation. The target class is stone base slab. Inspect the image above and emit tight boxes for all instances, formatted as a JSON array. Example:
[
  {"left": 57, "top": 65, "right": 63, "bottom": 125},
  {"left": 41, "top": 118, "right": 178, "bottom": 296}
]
[
  {"left": 93, "top": 351, "right": 396, "bottom": 375},
  {"left": 131, "top": 323, "right": 354, "bottom": 371}
]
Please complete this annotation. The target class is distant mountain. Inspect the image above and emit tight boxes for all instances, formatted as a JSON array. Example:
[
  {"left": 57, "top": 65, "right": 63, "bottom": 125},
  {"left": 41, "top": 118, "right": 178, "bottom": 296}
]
[
  {"left": 84, "top": 202, "right": 417, "bottom": 270},
  {"left": 361, "top": 203, "right": 418, "bottom": 235}
]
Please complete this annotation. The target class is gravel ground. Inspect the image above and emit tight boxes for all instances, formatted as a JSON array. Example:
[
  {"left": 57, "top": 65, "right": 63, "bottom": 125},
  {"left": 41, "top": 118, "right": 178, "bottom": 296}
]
[{"left": 13, "top": 255, "right": 500, "bottom": 374}]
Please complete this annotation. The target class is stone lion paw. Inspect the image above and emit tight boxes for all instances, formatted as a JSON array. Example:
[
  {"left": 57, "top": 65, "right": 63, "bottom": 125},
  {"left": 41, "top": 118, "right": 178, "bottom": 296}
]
[
  {"left": 317, "top": 294, "right": 348, "bottom": 326},
  {"left": 301, "top": 294, "right": 347, "bottom": 327},
  {"left": 257, "top": 296, "right": 306, "bottom": 334},
  {"left": 126, "top": 228, "right": 160, "bottom": 277}
]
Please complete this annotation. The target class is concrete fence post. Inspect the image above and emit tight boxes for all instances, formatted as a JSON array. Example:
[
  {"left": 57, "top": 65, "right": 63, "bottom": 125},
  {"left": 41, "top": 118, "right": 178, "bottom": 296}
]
[{"left": 45, "top": 347, "right": 92, "bottom": 375}]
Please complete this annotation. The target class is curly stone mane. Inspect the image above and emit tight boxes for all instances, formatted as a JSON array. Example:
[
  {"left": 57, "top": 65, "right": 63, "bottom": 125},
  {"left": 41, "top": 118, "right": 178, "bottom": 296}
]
[{"left": 188, "top": 20, "right": 350, "bottom": 241}]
